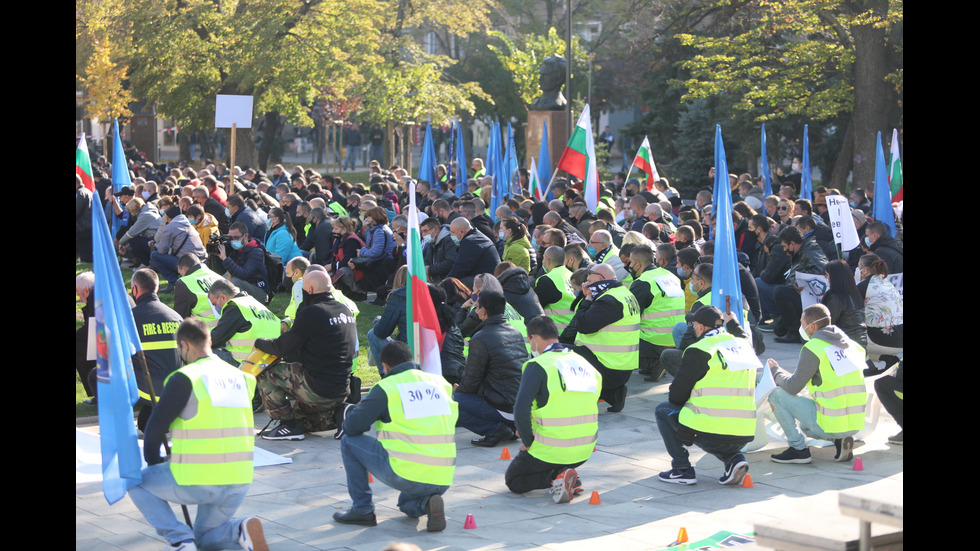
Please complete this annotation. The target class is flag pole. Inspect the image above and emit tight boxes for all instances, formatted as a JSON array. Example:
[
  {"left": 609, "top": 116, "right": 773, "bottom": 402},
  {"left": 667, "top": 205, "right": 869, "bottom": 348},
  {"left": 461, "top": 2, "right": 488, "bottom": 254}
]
[{"left": 540, "top": 167, "right": 561, "bottom": 203}]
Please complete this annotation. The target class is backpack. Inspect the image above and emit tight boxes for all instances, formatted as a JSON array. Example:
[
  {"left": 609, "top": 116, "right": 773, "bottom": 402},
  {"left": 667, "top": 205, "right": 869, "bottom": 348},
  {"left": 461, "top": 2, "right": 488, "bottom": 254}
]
[{"left": 253, "top": 241, "right": 284, "bottom": 303}]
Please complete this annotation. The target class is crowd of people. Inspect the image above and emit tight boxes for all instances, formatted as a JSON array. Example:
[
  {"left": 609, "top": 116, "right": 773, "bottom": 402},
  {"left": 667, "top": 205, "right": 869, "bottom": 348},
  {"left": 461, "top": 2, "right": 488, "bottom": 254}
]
[{"left": 75, "top": 153, "right": 903, "bottom": 550}]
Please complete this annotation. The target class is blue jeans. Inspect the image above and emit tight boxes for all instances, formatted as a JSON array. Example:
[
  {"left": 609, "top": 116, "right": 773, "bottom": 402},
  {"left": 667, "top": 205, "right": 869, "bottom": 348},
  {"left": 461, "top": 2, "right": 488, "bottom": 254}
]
[
  {"left": 671, "top": 322, "right": 688, "bottom": 348},
  {"left": 344, "top": 145, "right": 360, "bottom": 170},
  {"left": 340, "top": 434, "right": 448, "bottom": 517},
  {"left": 367, "top": 327, "right": 389, "bottom": 374},
  {"left": 150, "top": 251, "right": 180, "bottom": 284},
  {"left": 768, "top": 388, "right": 857, "bottom": 450},
  {"left": 755, "top": 277, "right": 779, "bottom": 321},
  {"left": 453, "top": 392, "right": 508, "bottom": 437},
  {"left": 655, "top": 401, "right": 750, "bottom": 470},
  {"left": 369, "top": 145, "right": 383, "bottom": 165},
  {"left": 127, "top": 462, "right": 249, "bottom": 549}
]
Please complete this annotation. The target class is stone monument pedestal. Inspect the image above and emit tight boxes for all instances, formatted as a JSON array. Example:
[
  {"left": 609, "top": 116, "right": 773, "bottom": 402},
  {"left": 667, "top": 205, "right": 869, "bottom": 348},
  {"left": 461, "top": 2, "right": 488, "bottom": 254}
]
[{"left": 526, "top": 110, "right": 568, "bottom": 186}]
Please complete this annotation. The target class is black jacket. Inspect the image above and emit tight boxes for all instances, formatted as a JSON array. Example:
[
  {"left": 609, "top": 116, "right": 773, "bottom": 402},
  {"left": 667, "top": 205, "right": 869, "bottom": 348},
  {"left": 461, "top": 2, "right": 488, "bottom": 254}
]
[
  {"left": 255, "top": 291, "right": 356, "bottom": 399},
  {"left": 458, "top": 313, "right": 527, "bottom": 413},
  {"left": 870, "top": 235, "right": 903, "bottom": 274},
  {"left": 822, "top": 290, "right": 868, "bottom": 348},
  {"left": 447, "top": 229, "right": 501, "bottom": 281},
  {"left": 132, "top": 293, "right": 184, "bottom": 403},
  {"left": 497, "top": 267, "right": 545, "bottom": 320}
]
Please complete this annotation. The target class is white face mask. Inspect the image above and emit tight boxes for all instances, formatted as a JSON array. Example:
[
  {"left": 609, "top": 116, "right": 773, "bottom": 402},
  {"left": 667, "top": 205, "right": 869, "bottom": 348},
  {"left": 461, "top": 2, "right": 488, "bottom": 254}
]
[
  {"left": 142, "top": 191, "right": 151, "bottom": 200},
  {"left": 798, "top": 325, "right": 811, "bottom": 342}
]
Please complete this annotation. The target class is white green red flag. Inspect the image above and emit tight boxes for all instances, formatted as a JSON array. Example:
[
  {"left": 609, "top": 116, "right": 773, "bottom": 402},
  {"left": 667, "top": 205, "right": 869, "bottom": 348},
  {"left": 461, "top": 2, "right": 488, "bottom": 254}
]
[
  {"left": 556, "top": 104, "right": 600, "bottom": 213},
  {"left": 888, "top": 128, "right": 903, "bottom": 203},
  {"left": 632, "top": 136, "right": 660, "bottom": 191},
  {"left": 406, "top": 182, "right": 444, "bottom": 374},
  {"left": 528, "top": 158, "right": 543, "bottom": 201},
  {"left": 77, "top": 132, "right": 95, "bottom": 192}
]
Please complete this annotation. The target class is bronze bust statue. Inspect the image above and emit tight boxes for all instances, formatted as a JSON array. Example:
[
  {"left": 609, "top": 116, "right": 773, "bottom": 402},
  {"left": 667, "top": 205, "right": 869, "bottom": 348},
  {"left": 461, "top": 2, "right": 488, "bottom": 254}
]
[{"left": 529, "top": 54, "right": 567, "bottom": 111}]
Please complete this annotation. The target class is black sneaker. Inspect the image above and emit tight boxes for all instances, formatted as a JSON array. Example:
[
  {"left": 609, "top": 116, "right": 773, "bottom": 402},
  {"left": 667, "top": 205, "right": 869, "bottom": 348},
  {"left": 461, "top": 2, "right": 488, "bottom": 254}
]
[
  {"left": 720, "top": 454, "right": 749, "bottom": 485},
  {"left": 771, "top": 447, "right": 812, "bottom": 464},
  {"left": 658, "top": 467, "right": 697, "bottom": 485},
  {"left": 471, "top": 424, "right": 515, "bottom": 447},
  {"left": 334, "top": 403, "right": 355, "bottom": 440},
  {"left": 261, "top": 419, "right": 305, "bottom": 441},
  {"left": 887, "top": 431, "right": 903, "bottom": 445},
  {"left": 834, "top": 436, "right": 854, "bottom": 462},
  {"left": 425, "top": 494, "right": 446, "bottom": 532},
  {"left": 257, "top": 418, "right": 276, "bottom": 437}
]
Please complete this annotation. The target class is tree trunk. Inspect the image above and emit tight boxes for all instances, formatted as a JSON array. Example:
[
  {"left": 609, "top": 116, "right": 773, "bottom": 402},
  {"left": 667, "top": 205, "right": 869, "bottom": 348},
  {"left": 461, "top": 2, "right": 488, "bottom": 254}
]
[
  {"left": 178, "top": 132, "right": 192, "bottom": 164},
  {"left": 849, "top": 1, "right": 892, "bottom": 189},
  {"left": 829, "top": 118, "right": 855, "bottom": 192},
  {"left": 387, "top": 121, "right": 396, "bottom": 169},
  {"left": 258, "top": 111, "right": 282, "bottom": 172},
  {"left": 232, "top": 126, "right": 258, "bottom": 170}
]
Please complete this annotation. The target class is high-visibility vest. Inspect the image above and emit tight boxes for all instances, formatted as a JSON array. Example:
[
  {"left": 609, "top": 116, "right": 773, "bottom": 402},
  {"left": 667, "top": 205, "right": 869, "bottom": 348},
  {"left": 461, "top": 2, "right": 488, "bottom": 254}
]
[
  {"left": 178, "top": 266, "right": 223, "bottom": 330},
  {"left": 375, "top": 368, "right": 458, "bottom": 486},
  {"left": 526, "top": 349, "right": 602, "bottom": 464},
  {"left": 804, "top": 337, "right": 867, "bottom": 434},
  {"left": 636, "top": 268, "right": 686, "bottom": 347},
  {"left": 536, "top": 266, "right": 576, "bottom": 332},
  {"left": 678, "top": 332, "right": 756, "bottom": 436},
  {"left": 224, "top": 295, "right": 281, "bottom": 362},
  {"left": 167, "top": 356, "right": 256, "bottom": 485},
  {"left": 327, "top": 201, "right": 349, "bottom": 217},
  {"left": 575, "top": 286, "right": 641, "bottom": 371}
]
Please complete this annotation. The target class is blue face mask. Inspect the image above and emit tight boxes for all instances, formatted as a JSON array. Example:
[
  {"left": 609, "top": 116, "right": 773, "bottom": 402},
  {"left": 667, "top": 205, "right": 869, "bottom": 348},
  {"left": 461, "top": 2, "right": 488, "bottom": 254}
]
[
  {"left": 499, "top": 231, "right": 506, "bottom": 241},
  {"left": 451, "top": 235, "right": 460, "bottom": 245},
  {"left": 677, "top": 267, "right": 689, "bottom": 279},
  {"left": 531, "top": 237, "right": 538, "bottom": 249},
  {"left": 864, "top": 236, "right": 873, "bottom": 247},
  {"left": 230, "top": 238, "right": 244, "bottom": 250},
  {"left": 587, "top": 246, "right": 597, "bottom": 258},
  {"left": 423, "top": 234, "right": 433, "bottom": 245},
  {"left": 224, "top": 207, "right": 231, "bottom": 218}
]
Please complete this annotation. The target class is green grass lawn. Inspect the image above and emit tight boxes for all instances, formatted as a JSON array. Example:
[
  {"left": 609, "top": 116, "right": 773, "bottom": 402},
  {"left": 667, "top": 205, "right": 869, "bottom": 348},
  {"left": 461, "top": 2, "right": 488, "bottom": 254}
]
[{"left": 76, "top": 261, "right": 384, "bottom": 418}]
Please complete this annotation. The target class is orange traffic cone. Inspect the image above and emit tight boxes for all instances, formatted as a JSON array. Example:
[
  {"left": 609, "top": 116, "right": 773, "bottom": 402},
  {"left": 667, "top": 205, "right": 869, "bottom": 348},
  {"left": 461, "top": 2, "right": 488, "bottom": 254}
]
[
  {"left": 675, "top": 527, "right": 689, "bottom": 544},
  {"left": 464, "top": 513, "right": 477, "bottom": 529},
  {"left": 589, "top": 491, "right": 601, "bottom": 505},
  {"left": 368, "top": 472, "right": 374, "bottom": 483},
  {"left": 853, "top": 457, "right": 864, "bottom": 471},
  {"left": 742, "top": 474, "right": 754, "bottom": 488},
  {"left": 500, "top": 447, "right": 511, "bottom": 460}
]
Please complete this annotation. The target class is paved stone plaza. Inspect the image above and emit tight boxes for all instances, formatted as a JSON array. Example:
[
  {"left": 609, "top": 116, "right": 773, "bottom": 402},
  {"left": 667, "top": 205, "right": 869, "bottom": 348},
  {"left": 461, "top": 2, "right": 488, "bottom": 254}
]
[{"left": 76, "top": 339, "right": 903, "bottom": 550}]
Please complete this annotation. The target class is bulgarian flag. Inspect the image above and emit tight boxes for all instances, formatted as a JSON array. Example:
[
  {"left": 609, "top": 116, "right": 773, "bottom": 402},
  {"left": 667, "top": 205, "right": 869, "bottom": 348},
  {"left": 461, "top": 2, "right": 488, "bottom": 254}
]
[
  {"left": 77, "top": 132, "right": 95, "bottom": 192},
  {"left": 528, "top": 158, "right": 544, "bottom": 201},
  {"left": 632, "top": 136, "right": 660, "bottom": 191},
  {"left": 406, "top": 182, "right": 444, "bottom": 375},
  {"left": 889, "top": 128, "right": 903, "bottom": 203},
  {"left": 556, "top": 104, "right": 600, "bottom": 213}
]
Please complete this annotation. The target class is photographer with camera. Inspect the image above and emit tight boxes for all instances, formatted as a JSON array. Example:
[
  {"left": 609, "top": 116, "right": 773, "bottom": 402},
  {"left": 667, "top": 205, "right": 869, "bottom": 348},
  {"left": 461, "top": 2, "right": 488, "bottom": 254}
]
[{"left": 216, "top": 221, "right": 270, "bottom": 304}]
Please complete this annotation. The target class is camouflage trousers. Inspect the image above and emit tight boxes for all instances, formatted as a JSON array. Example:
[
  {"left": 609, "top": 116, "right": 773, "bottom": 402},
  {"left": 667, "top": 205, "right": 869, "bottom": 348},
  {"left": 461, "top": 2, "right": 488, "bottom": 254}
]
[{"left": 257, "top": 362, "right": 347, "bottom": 433}]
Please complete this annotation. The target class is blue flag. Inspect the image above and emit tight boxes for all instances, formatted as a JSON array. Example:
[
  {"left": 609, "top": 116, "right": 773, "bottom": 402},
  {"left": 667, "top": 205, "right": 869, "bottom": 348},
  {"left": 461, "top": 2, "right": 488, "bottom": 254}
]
[
  {"left": 488, "top": 121, "right": 503, "bottom": 220},
  {"left": 110, "top": 119, "right": 132, "bottom": 240},
  {"left": 711, "top": 125, "right": 745, "bottom": 326},
  {"left": 800, "top": 124, "right": 813, "bottom": 202},
  {"left": 505, "top": 122, "right": 519, "bottom": 196},
  {"left": 417, "top": 122, "right": 437, "bottom": 187},
  {"left": 872, "top": 131, "right": 897, "bottom": 237},
  {"left": 454, "top": 121, "right": 467, "bottom": 197},
  {"left": 537, "top": 120, "right": 554, "bottom": 201},
  {"left": 760, "top": 123, "right": 773, "bottom": 197},
  {"left": 91, "top": 194, "right": 143, "bottom": 504}
]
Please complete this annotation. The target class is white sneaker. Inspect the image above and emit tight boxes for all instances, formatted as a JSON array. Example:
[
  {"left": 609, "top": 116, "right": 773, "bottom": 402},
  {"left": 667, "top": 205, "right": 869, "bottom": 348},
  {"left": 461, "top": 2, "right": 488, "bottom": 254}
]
[
  {"left": 550, "top": 468, "right": 578, "bottom": 504},
  {"left": 238, "top": 517, "right": 269, "bottom": 551}
]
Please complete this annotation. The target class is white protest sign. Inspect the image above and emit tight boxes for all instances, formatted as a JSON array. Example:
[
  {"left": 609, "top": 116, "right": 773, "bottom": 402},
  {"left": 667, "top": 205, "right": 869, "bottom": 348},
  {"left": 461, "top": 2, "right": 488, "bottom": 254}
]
[
  {"left": 795, "top": 272, "right": 829, "bottom": 309},
  {"left": 398, "top": 381, "right": 451, "bottom": 420},
  {"left": 556, "top": 358, "right": 598, "bottom": 393},
  {"left": 655, "top": 275, "right": 685, "bottom": 298},
  {"left": 755, "top": 362, "right": 777, "bottom": 408},
  {"left": 825, "top": 344, "right": 864, "bottom": 377},
  {"left": 717, "top": 339, "right": 763, "bottom": 371},
  {"left": 202, "top": 371, "right": 251, "bottom": 408},
  {"left": 215, "top": 95, "right": 254, "bottom": 128},
  {"left": 826, "top": 195, "right": 859, "bottom": 251}
]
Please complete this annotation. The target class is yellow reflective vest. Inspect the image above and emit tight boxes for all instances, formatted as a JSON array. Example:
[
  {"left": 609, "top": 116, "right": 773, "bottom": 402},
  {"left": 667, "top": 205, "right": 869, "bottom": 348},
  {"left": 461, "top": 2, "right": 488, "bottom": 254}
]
[
  {"left": 375, "top": 368, "right": 458, "bottom": 486},
  {"left": 224, "top": 295, "right": 281, "bottom": 362},
  {"left": 678, "top": 332, "right": 756, "bottom": 436},
  {"left": 574, "top": 285, "right": 641, "bottom": 371},
  {"left": 526, "top": 349, "right": 602, "bottom": 464},
  {"left": 804, "top": 337, "right": 867, "bottom": 434},
  {"left": 167, "top": 356, "right": 256, "bottom": 485}
]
